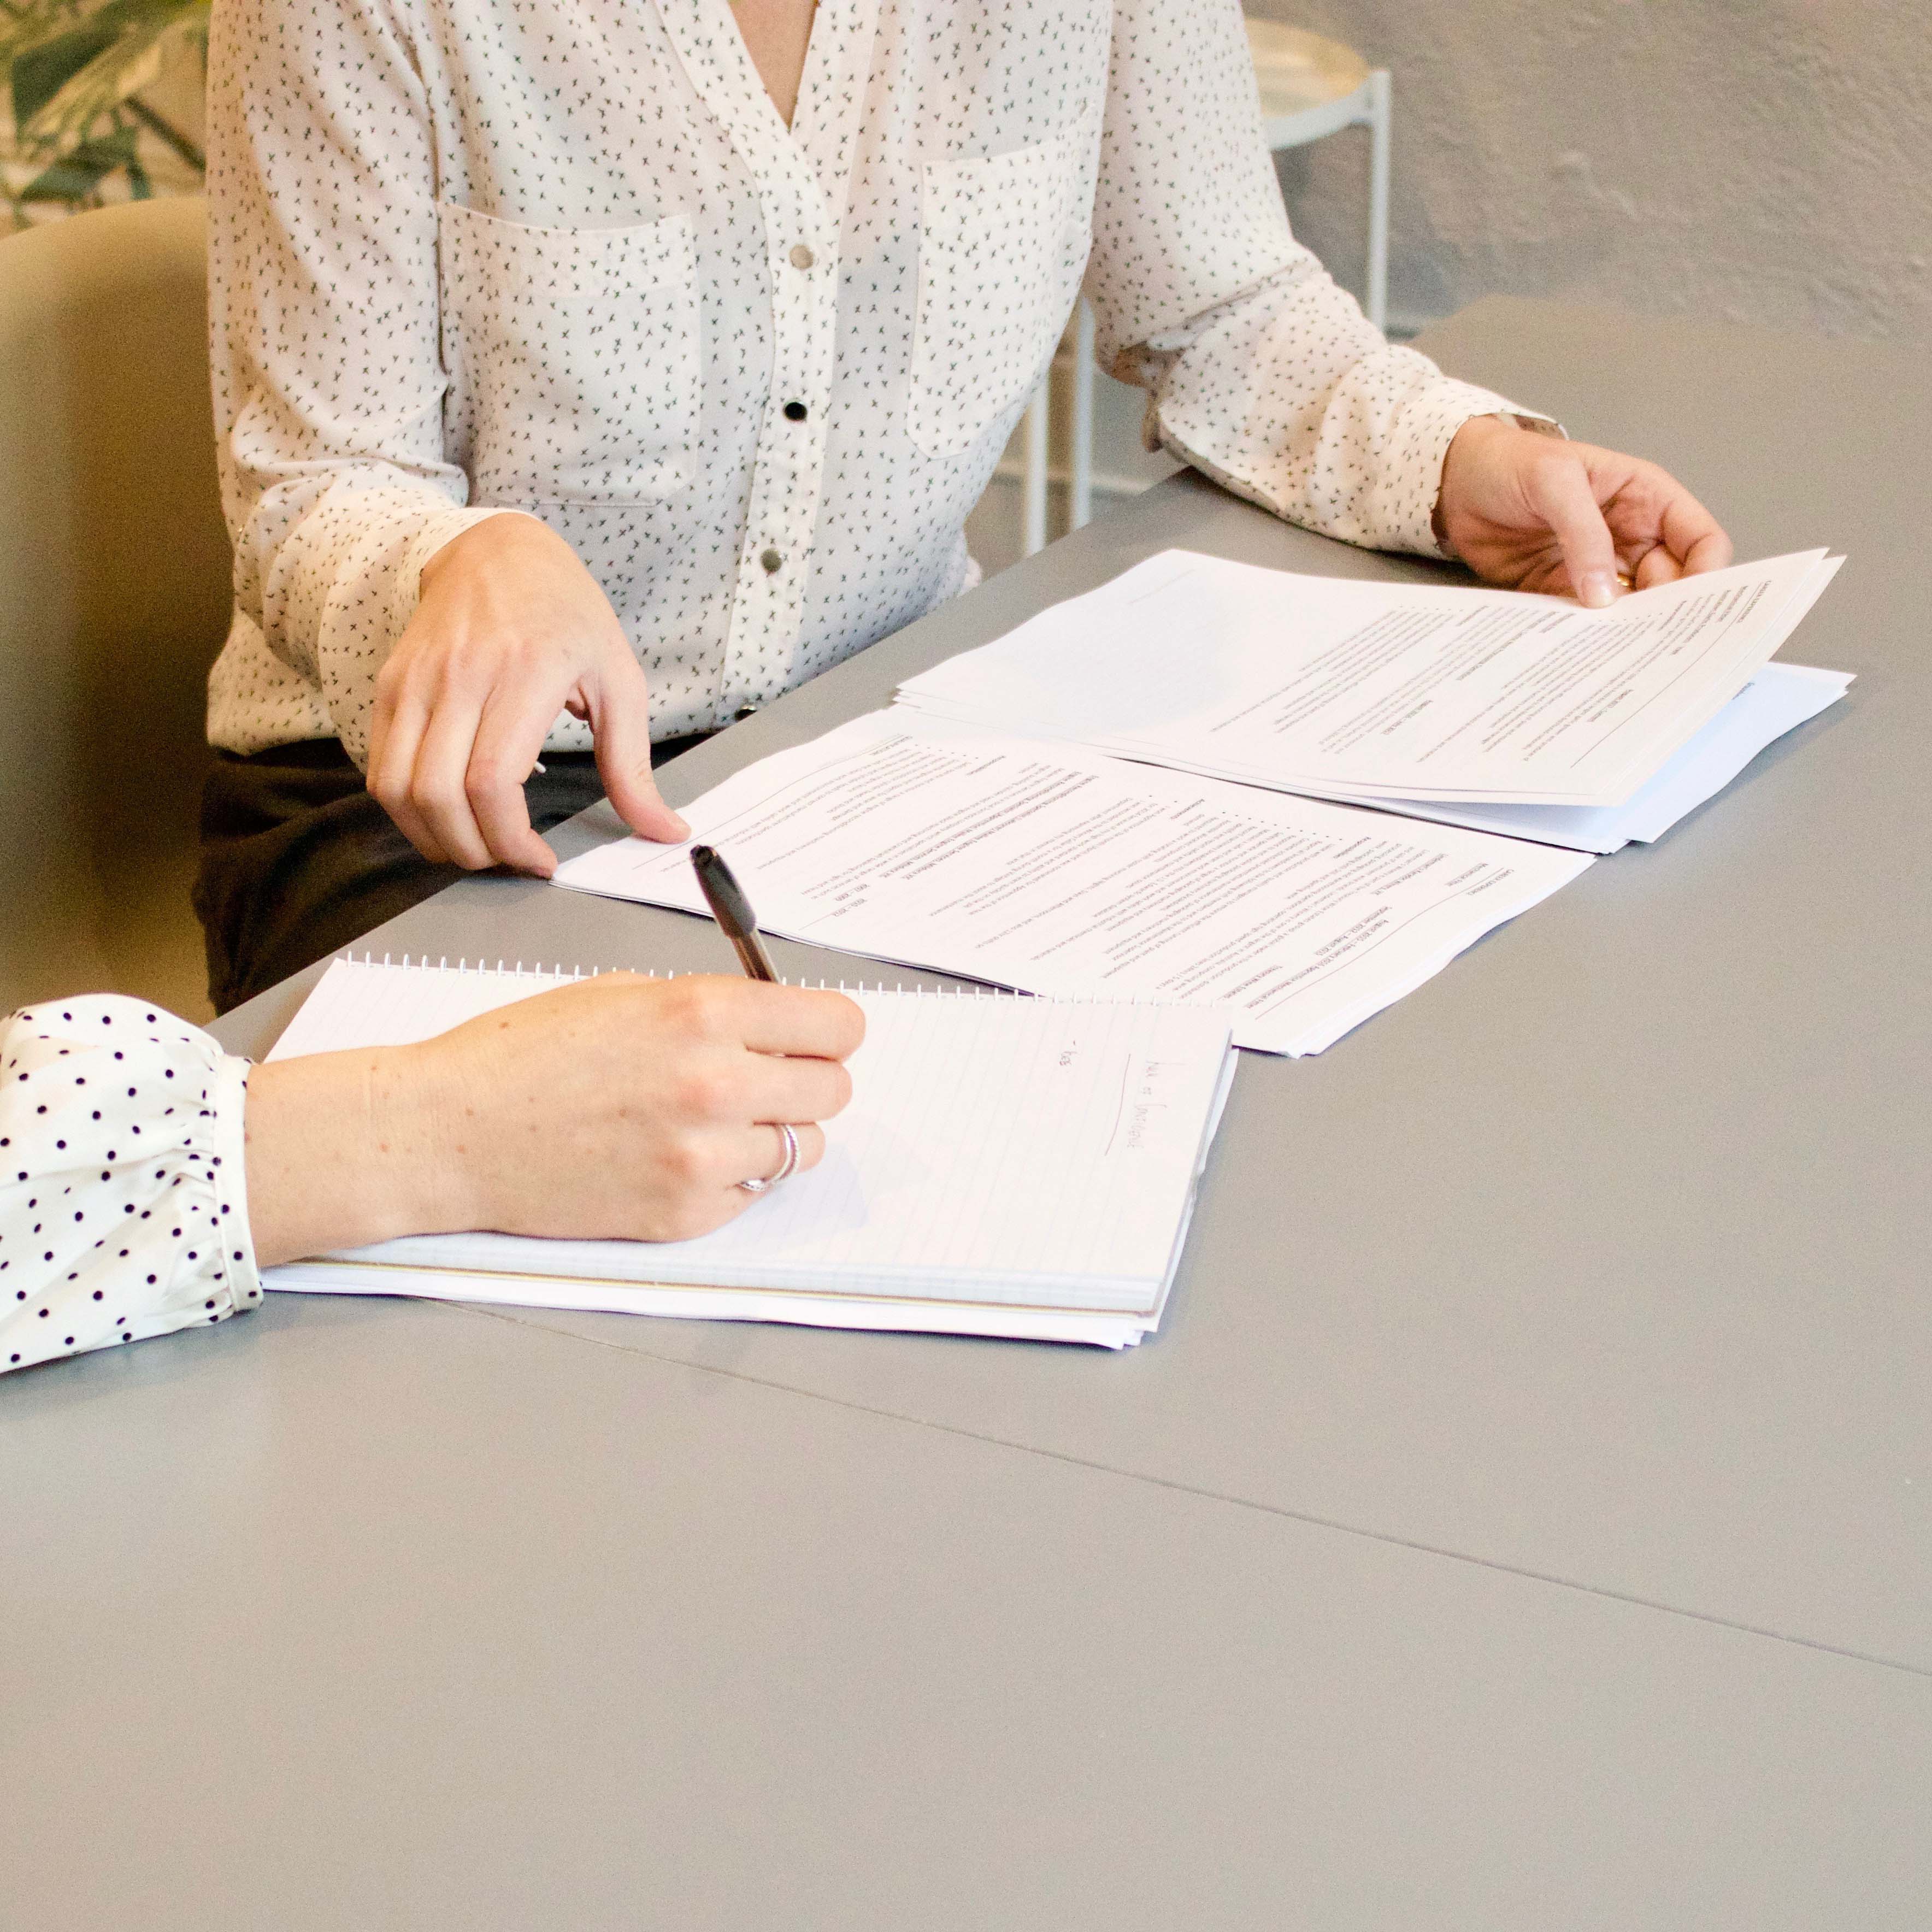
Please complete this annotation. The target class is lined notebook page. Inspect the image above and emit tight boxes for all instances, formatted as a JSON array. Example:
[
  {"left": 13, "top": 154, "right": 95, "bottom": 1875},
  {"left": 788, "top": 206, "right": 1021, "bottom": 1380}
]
[
  {"left": 267, "top": 959, "right": 1235, "bottom": 1316},
  {"left": 268, "top": 957, "right": 594, "bottom": 1057}
]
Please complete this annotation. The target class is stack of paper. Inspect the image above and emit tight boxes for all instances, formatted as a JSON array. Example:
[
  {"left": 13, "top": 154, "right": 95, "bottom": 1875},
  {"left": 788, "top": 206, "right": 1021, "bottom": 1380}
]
[
  {"left": 897, "top": 549, "right": 1848, "bottom": 850},
  {"left": 554, "top": 710, "right": 1593, "bottom": 1056},
  {"left": 1340, "top": 664, "right": 1851, "bottom": 854},
  {"left": 264, "top": 957, "right": 1239, "bottom": 1347}
]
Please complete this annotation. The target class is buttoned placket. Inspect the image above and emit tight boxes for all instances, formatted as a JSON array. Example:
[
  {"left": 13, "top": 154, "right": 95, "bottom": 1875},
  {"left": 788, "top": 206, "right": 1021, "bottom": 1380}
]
[{"left": 658, "top": 0, "right": 880, "bottom": 726}]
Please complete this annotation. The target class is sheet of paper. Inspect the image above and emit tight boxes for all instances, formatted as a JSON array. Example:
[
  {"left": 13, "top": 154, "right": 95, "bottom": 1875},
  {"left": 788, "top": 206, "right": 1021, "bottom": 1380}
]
[
  {"left": 266, "top": 961, "right": 1239, "bottom": 1344},
  {"left": 268, "top": 956, "right": 596, "bottom": 1055},
  {"left": 267, "top": 1260, "right": 1157, "bottom": 1348},
  {"left": 552, "top": 709, "right": 1593, "bottom": 1056},
  {"left": 1317, "top": 663, "right": 1854, "bottom": 853},
  {"left": 897, "top": 549, "right": 1842, "bottom": 807}
]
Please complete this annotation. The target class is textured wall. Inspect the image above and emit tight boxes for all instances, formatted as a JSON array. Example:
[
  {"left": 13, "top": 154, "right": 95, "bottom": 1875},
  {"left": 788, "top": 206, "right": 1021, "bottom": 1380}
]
[
  {"left": 980, "top": 1, "right": 1932, "bottom": 573},
  {"left": 1261, "top": 0, "right": 1932, "bottom": 340}
]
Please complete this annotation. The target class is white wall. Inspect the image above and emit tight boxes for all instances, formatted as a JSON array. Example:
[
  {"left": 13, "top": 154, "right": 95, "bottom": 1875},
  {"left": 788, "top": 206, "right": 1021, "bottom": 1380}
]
[
  {"left": 975, "top": 0, "right": 1930, "bottom": 574},
  {"left": 1263, "top": 0, "right": 1932, "bottom": 341}
]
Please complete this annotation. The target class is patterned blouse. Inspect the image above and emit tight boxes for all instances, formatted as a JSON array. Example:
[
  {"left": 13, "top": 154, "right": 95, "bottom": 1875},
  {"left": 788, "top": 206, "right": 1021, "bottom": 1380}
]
[
  {"left": 8, "top": 0, "right": 1542, "bottom": 1375},
  {"left": 203, "top": 0, "right": 1530, "bottom": 767},
  {"left": 1, "top": 1002, "right": 259, "bottom": 1376}
]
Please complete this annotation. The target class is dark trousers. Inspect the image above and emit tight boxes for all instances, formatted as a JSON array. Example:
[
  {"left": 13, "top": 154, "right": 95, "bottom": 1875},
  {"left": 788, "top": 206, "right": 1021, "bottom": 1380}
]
[{"left": 193, "top": 735, "right": 705, "bottom": 1015}]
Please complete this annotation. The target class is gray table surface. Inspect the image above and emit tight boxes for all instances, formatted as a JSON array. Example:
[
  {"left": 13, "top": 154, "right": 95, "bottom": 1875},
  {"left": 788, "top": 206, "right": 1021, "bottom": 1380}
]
[{"left": 5, "top": 298, "right": 1928, "bottom": 1926}]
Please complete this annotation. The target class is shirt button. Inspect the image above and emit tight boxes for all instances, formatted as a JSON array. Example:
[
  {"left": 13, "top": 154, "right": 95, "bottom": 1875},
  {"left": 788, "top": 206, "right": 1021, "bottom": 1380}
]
[
  {"left": 759, "top": 547, "right": 783, "bottom": 574},
  {"left": 783, "top": 400, "right": 808, "bottom": 422},
  {"left": 789, "top": 244, "right": 815, "bottom": 270}
]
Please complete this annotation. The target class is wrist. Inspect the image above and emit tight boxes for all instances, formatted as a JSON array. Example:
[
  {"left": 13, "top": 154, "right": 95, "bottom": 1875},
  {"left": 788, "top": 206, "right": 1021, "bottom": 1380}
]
[
  {"left": 1434, "top": 414, "right": 1522, "bottom": 558},
  {"left": 244, "top": 1044, "right": 466, "bottom": 1267},
  {"left": 417, "top": 508, "right": 564, "bottom": 592},
  {"left": 391, "top": 1035, "right": 490, "bottom": 1239}
]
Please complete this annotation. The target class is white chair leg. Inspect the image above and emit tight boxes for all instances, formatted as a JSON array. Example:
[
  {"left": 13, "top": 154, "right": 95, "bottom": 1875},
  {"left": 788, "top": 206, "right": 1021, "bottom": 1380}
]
[
  {"left": 1022, "top": 373, "right": 1050, "bottom": 557},
  {"left": 1365, "top": 68, "right": 1391, "bottom": 334},
  {"left": 1070, "top": 300, "right": 1096, "bottom": 532}
]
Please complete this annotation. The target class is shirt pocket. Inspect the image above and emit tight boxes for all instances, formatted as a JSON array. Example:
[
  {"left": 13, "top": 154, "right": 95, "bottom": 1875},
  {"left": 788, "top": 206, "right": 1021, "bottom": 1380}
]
[
  {"left": 437, "top": 202, "right": 699, "bottom": 504},
  {"left": 908, "top": 129, "right": 1092, "bottom": 460}
]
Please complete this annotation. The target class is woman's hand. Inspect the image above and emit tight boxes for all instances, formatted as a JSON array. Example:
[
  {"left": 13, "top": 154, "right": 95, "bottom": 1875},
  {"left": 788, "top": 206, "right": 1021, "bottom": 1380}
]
[
  {"left": 368, "top": 515, "right": 690, "bottom": 876},
  {"left": 244, "top": 975, "right": 865, "bottom": 1265},
  {"left": 1435, "top": 415, "right": 1733, "bottom": 608}
]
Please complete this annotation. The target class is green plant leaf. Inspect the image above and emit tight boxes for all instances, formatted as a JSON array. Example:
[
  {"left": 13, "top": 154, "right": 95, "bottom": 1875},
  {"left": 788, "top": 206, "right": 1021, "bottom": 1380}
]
[
  {"left": 19, "top": 0, "right": 205, "bottom": 146},
  {"left": 11, "top": 21, "right": 120, "bottom": 131},
  {"left": 16, "top": 120, "right": 139, "bottom": 202},
  {"left": 1, "top": 0, "right": 103, "bottom": 84},
  {"left": 7, "top": 0, "right": 208, "bottom": 151},
  {"left": 0, "top": 0, "right": 87, "bottom": 69},
  {"left": 2, "top": 0, "right": 203, "bottom": 64},
  {"left": 123, "top": 91, "right": 201, "bottom": 170},
  {"left": 22, "top": 34, "right": 162, "bottom": 143}
]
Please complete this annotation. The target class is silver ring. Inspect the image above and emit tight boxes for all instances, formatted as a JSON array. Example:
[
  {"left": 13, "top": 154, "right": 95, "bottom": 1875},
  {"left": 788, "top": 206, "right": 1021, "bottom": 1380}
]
[{"left": 738, "top": 1122, "right": 800, "bottom": 1194}]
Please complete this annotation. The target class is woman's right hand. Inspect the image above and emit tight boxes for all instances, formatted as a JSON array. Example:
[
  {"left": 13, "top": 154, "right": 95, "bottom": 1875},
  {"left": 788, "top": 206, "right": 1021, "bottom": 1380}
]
[
  {"left": 245, "top": 976, "right": 866, "bottom": 1265},
  {"left": 367, "top": 514, "right": 690, "bottom": 876}
]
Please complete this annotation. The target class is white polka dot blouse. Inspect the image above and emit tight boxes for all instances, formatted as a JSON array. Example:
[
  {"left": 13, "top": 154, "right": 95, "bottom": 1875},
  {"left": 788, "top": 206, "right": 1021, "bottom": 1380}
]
[
  {"left": 0, "top": 1001, "right": 259, "bottom": 1376},
  {"left": 202, "top": 0, "right": 1534, "bottom": 770}
]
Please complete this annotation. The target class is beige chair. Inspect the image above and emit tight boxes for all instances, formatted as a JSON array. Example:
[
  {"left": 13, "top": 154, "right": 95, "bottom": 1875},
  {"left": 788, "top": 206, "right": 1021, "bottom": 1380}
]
[{"left": 0, "top": 196, "right": 231, "bottom": 1020}]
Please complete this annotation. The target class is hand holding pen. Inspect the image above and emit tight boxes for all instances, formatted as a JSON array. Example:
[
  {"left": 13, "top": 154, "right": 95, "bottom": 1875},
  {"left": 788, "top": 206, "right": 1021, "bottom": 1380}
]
[{"left": 690, "top": 844, "right": 823, "bottom": 1191}]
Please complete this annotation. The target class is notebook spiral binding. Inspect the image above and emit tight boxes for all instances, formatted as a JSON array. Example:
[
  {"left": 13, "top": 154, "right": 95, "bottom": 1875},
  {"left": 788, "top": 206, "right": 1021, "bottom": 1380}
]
[{"left": 331, "top": 951, "right": 1169, "bottom": 1003}]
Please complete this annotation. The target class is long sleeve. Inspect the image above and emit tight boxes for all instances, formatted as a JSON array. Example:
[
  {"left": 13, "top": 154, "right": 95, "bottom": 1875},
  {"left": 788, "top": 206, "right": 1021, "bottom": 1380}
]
[
  {"left": 1, "top": 1000, "right": 261, "bottom": 1377},
  {"left": 204, "top": 0, "right": 508, "bottom": 765},
  {"left": 1087, "top": 0, "right": 1543, "bottom": 557}
]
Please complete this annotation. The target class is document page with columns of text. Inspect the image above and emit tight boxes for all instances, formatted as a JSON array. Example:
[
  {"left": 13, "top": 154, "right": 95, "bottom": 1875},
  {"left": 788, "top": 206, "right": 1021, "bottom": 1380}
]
[
  {"left": 897, "top": 549, "right": 1842, "bottom": 808},
  {"left": 555, "top": 710, "right": 1592, "bottom": 1056}
]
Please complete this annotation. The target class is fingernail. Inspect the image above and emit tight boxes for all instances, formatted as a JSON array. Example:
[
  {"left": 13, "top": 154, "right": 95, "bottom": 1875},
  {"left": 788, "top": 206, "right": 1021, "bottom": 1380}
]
[
  {"left": 669, "top": 813, "right": 692, "bottom": 840},
  {"left": 1581, "top": 570, "right": 1617, "bottom": 609}
]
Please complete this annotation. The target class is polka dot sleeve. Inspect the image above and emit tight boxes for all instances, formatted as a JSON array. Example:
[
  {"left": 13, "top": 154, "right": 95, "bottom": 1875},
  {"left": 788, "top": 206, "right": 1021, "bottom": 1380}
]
[{"left": 0, "top": 999, "right": 260, "bottom": 1377}]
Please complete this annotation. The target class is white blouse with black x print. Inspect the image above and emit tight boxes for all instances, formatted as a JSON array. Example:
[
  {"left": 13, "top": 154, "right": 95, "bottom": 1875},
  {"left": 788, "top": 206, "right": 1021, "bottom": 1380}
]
[{"left": 203, "top": 0, "right": 1536, "bottom": 769}]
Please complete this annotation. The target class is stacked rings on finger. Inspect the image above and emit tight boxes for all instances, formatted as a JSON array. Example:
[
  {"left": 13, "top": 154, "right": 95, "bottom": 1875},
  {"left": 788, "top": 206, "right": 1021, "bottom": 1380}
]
[{"left": 739, "top": 1122, "right": 800, "bottom": 1194}]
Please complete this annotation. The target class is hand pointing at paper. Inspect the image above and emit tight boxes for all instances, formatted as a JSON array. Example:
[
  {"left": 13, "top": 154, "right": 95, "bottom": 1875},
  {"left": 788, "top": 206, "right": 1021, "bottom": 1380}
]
[
  {"left": 1435, "top": 415, "right": 1734, "bottom": 609},
  {"left": 368, "top": 515, "right": 690, "bottom": 876}
]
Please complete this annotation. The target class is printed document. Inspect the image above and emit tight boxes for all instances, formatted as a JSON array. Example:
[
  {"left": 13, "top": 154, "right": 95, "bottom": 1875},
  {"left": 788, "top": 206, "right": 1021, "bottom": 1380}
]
[
  {"left": 553, "top": 710, "right": 1592, "bottom": 1056},
  {"left": 1336, "top": 663, "right": 1853, "bottom": 853},
  {"left": 897, "top": 548, "right": 1843, "bottom": 808}
]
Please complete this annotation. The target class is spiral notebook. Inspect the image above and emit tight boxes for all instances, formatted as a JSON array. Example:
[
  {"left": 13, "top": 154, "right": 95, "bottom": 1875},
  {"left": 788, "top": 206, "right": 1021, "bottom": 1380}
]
[{"left": 263, "top": 957, "right": 1239, "bottom": 1347}]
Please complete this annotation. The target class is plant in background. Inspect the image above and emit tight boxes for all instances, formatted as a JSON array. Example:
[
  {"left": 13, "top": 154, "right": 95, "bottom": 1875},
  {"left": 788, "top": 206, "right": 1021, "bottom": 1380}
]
[{"left": 2, "top": 0, "right": 207, "bottom": 226}]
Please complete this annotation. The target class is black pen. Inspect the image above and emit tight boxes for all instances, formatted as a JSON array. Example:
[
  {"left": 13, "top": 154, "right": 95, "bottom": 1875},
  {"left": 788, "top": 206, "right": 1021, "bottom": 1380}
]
[{"left": 690, "top": 845, "right": 779, "bottom": 982}]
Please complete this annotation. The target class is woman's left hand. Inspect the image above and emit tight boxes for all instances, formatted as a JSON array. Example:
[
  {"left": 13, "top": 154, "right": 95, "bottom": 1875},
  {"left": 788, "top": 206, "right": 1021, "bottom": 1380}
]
[{"left": 1435, "top": 415, "right": 1733, "bottom": 608}]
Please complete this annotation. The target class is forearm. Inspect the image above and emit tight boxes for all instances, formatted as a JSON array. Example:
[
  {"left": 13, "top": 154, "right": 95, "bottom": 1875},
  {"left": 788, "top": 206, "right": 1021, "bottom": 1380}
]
[
  {"left": 1137, "top": 282, "right": 1542, "bottom": 557},
  {"left": 243, "top": 1046, "right": 464, "bottom": 1268},
  {"left": 4, "top": 977, "right": 863, "bottom": 1377}
]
